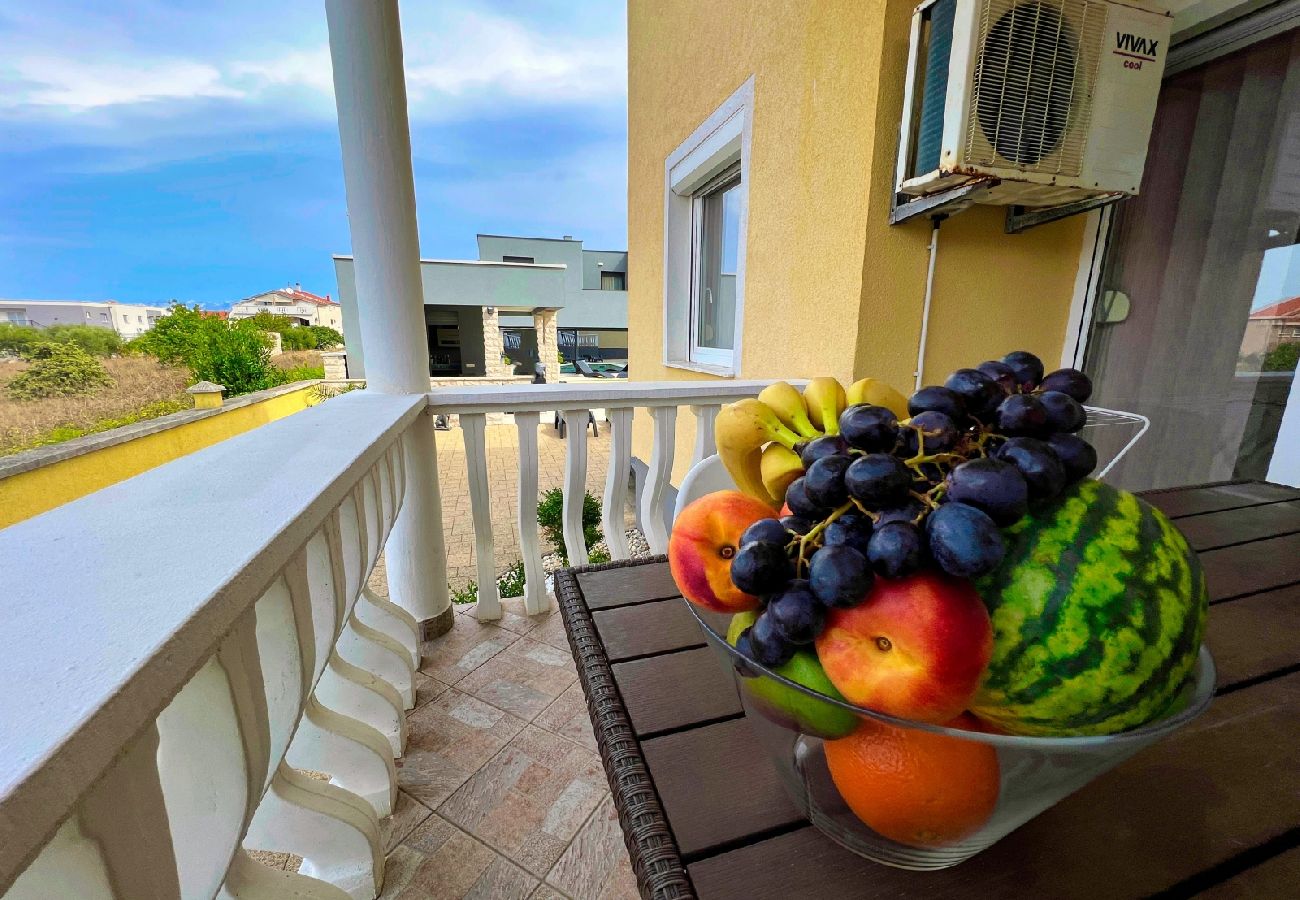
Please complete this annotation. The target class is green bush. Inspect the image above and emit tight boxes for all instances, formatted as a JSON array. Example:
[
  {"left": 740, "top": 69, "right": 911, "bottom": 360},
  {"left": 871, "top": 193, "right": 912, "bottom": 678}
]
[
  {"left": 239, "top": 312, "right": 343, "bottom": 351},
  {"left": 129, "top": 304, "right": 278, "bottom": 397},
  {"left": 239, "top": 311, "right": 297, "bottom": 334},
  {"left": 191, "top": 322, "right": 275, "bottom": 395},
  {"left": 307, "top": 325, "right": 344, "bottom": 349},
  {"left": 0, "top": 323, "right": 40, "bottom": 354},
  {"left": 128, "top": 304, "right": 213, "bottom": 366},
  {"left": 44, "top": 324, "right": 122, "bottom": 356},
  {"left": 7, "top": 342, "right": 113, "bottom": 400},
  {"left": 536, "top": 487, "right": 602, "bottom": 565},
  {"left": 1262, "top": 342, "right": 1300, "bottom": 372}
]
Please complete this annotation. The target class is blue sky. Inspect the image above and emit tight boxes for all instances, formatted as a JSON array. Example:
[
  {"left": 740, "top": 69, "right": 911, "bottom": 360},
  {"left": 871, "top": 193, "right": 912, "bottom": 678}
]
[{"left": 0, "top": 1, "right": 628, "bottom": 308}]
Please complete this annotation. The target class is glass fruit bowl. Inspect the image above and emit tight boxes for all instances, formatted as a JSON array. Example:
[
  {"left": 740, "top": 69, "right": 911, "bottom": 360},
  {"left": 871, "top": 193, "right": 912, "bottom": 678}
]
[{"left": 686, "top": 603, "right": 1215, "bottom": 870}]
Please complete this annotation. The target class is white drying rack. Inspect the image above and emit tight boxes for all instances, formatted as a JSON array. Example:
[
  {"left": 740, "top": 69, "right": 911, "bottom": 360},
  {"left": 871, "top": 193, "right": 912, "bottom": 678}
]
[{"left": 1081, "top": 405, "right": 1150, "bottom": 480}]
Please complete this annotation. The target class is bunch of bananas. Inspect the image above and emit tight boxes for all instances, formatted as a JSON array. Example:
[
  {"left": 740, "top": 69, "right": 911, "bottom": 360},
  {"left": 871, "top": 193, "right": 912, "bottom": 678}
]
[{"left": 715, "top": 377, "right": 909, "bottom": 508}]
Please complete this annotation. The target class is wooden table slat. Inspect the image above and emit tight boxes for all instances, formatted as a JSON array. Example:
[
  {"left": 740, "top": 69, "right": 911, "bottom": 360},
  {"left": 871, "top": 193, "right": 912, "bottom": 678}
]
[
  {"left": 641, "top": 718, "right": 804, "bottom": 858},
  {"left": 1175, "top": 499, "right": 1300, "bottom": 551},
  {"left": 578, "top": 564, "right": 682, "bottom": 609},
  {"left": 613, "top": 646, "right": 742, "bottom": 736},
  {"left": 1142, "top": 481, "right": 1300, "bottom": 519},
  {"left": 688, "top": 673, "right": 1300, "bottom": 900},
  {"left": 1201, "top": 531, "right": 1300, "bottom": 602},
  {"left": 594, "top": 599, "right": 708, "bottom": 662},
  {"left": 1205, "top": 584, "right": 1300, "bottom": 689},
  {"left": 1195, "top": 843, "right": 1300, "bottom": 899}
]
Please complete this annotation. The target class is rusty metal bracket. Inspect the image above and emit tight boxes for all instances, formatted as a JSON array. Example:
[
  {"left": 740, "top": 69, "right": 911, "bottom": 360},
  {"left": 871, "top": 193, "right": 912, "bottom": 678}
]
[
  {"left": 1005, "top": 193, "right": 1127, "bottom": 234},
  {"left": 890, "top": 178, "right": 999, "bottom": 225}
]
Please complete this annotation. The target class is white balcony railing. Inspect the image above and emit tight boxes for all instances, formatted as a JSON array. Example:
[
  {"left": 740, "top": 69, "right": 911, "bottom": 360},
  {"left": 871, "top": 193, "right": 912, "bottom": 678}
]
[
  {"left": 425, "top": 380, "right": 785, "bottom": 618},
  {"left": 0, "top": 379, "right": 780, "bottom": 899}
]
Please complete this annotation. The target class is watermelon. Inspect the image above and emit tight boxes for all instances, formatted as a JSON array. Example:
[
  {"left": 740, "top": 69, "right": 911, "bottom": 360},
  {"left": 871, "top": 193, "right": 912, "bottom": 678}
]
[{"left": 972, "top": 479, "right": 1207, "bottom": 737}]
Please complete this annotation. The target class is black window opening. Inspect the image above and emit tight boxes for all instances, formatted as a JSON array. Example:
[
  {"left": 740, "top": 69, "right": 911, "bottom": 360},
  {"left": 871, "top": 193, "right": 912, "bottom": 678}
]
[
  {"left": 503, "top": 255, "right": 535, "bottom": 264},
  {"left": 600, "top": 271, "right": 627, "bottom": 290}
]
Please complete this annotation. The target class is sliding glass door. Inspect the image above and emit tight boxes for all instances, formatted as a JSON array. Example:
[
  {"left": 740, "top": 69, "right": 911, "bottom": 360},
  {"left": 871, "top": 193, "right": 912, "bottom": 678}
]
[{"left": 1084, "top": 28, "right": 1300, "bottom": 490}]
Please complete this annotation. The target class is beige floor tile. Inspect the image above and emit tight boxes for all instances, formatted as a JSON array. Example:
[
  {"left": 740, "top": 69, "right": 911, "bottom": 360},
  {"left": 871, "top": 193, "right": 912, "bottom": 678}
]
[
  {"left": 382, "top": 791, "right": 434, "bottom": 854},
  {"left": 527, "top": 609, "right": 575, "bottom": 654},
  {"left": 530, "top": 885, "right": 569, "bottom": 900},
  {"left": 413, "top": 673, "right": 451, "bottom": 711},
  {"left": 398, "top": 689, "right": 527, "bottom": 808},
  {"left": 465, "top": 596, "right": 556, "bottom": 636},
  {"left": 455, "top": 637, "right": 578, "bottom": 721},
  {"left": 439, "top": 725, "right": 606, "bottom": 878},
  {"left": 533, "top": 682, "right": 598, "bottom": 752},
  {"left": 381, "top": 816, "right": 537, "bottom": 900},
  {"left": 545, "top": 794, "right": 639, "bottom": 900},
  {"left": 419, "top": 613, "right": 519, "bottom": 684}
]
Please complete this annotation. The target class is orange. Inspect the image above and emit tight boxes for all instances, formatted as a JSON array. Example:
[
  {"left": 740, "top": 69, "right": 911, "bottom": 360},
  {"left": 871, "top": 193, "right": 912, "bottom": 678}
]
[{"left": 823, "top": 713, "right": 1000, "bottom": 847}]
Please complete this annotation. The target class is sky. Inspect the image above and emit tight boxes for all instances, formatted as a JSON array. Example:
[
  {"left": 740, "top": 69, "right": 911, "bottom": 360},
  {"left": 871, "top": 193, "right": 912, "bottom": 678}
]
[{"left": 0, "top": 1, "right": 628, "bottom": 308}]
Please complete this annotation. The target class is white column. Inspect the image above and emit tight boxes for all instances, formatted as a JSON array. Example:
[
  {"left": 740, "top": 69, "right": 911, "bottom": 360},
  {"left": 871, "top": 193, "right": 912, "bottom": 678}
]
[{"left": 326, "top": 0, "right": 450, "bottom": 638}]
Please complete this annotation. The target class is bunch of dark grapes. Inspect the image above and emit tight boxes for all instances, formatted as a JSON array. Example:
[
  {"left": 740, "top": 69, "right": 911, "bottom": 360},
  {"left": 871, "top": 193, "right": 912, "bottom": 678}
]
[{"left": 731, "top": 350, "right": 1097, "bottom": 668}]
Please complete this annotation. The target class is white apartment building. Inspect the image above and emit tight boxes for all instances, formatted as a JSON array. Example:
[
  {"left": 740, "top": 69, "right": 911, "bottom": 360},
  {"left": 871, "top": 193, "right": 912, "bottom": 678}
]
[
  {"left": 0, "top": 299, "right": 168, "bottom": 339},
  {"left": 229, "top": 285, "right": 344, "bottom": 331}
]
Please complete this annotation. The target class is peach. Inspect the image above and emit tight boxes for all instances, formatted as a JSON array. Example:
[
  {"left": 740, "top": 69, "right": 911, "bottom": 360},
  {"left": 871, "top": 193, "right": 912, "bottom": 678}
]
[
  {"left": 814, "top": 573, "right": 992, "bottom": 723},
  {"left": 669, "top": 490, "right": 776, "bottom": 613}
]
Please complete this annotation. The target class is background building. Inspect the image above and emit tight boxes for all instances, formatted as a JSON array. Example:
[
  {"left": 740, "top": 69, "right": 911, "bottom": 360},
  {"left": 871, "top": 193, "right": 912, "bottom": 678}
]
[
  {"left": 229, "top": 285, "right": 343, "bottom": 330},
  {"left": 0, "top": 299, "right": 168, "bottom": 339},
  {"left": 334, "top": 234, "right": 627, "bottom": 379}
]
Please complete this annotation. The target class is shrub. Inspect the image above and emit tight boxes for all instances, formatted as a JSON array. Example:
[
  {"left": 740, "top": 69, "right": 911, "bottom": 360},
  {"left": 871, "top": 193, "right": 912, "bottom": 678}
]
[
  {"left": 7, "top": 342, "right": 113, "bottom": 400},
  {"left": 0, "top": 323, "right": 41, "bottom": 354},
  {"left": 537, "top": 487, "right": 602, "bottom": 564},
  {"left": 44, "top": 324, "right": 122, "bottom": 356},
  {"left": 239, "top": 311, "right": 297, "bottom": 334},
  {"left": 1262, "top": 342, "right": 1300, "bottom": 372},
  {"left": 129, "top": 304, "right": 278, "bottom": 396},
  {"left": 190, "top": 322, "right": 275, "bottom": 395},
  {"left": 310, "top": 326, "right": 343, "bottom": 349}
]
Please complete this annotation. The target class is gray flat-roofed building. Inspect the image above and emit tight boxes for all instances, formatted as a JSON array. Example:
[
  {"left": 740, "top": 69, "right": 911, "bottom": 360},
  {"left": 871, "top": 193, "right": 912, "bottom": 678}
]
[{"left": 334, "top": 233, "right": 628, "bottom": 380}]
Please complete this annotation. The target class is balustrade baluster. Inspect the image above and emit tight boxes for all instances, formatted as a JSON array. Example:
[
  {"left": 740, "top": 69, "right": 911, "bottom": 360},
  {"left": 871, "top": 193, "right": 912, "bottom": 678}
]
[
  {"left": 642, "top": 406, "right": 678, "bottom": 553},
  {"left": 602, "top": 407, "right": 634, "bottom": 560},
  {"left": 460, "top": 412, "right": 500, "bottom": 619},
  {"left": 513, "top": 411, "right": 549, "bottom": 614},
  {"left": 562, "top": 409, "right": 591, "bottom": 566}
]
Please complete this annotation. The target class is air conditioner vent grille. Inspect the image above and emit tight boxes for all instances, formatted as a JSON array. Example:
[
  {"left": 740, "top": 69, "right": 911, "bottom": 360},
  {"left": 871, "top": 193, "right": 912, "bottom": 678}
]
[{"left": 964, "top": 0, "right": 1105, "bottom": 175}]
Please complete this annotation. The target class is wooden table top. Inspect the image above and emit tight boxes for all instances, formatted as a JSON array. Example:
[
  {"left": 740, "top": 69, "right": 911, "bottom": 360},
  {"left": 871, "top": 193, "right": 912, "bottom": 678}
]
[{"left": 554, "top": 480, "right": 1300, "bottom": 900}]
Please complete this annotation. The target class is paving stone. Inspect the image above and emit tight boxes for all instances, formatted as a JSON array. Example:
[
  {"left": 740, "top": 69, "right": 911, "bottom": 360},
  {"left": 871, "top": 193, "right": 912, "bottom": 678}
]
[
  {"left": 439, "top": 725, "right": 606, "bottom": 878},
  {"left": 381, "top": 816, "right": 538, "bottom": 900},
  {"left": 398, "top": 689, "right": 527, "bottom": 808},
  {"left": 533, "top": 682, "right": 598, "bottom": 752},
  {"left": 545, "top": 794, "right": 639, "bottom": 900},
  {"left": 382, "top": 791, "right": 434, "bottom": 854},
  {"left": 455, "top": 637, "right": 578, "bottom": 721},
  {"left": 419, "top": 613, "right": 519, "bottom": 684}
]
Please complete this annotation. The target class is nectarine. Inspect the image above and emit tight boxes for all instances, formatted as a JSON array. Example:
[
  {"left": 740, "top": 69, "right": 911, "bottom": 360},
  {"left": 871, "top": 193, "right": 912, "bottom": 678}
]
[
  {"left": 814, "top": 573, "right": 992, "bottom": 723},
  {"left": 669, "top": 491, "right": 775, "bottom": 613}
]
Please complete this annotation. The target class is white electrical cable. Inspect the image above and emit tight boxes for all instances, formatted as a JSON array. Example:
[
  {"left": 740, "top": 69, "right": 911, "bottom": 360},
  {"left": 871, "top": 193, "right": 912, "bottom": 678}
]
[{"left": 914, "top": 217, "right": 942, "bottom": 392}]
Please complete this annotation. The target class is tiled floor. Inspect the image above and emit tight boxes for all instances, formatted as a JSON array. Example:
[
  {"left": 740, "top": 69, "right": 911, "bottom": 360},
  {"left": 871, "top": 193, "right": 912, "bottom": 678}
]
[{"left": 378, "top": 592, "right": 639, "bottom": 900}]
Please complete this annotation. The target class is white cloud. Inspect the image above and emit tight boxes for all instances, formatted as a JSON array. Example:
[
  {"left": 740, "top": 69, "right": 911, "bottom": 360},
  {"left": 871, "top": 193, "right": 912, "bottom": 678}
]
[
  {"left": 3, "top": 56, "right": 241, "bottom": 110},
  {"left": 0, "top": 4, "right": 625, "bottom": 124}
]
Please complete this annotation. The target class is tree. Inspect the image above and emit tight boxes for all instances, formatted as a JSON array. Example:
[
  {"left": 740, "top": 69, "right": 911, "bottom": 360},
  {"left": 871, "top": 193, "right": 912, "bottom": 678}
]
[
  {"left": 6, "top": 342, "right": 113, "bottom": 400},
  {"left": 44, "top": 324, "right": 122, "bottom": 356},
  {"left": 129, "top": 303, "right": 277, "bottom": 396},
  {"left": 1262, "top": 342, "right": 1300, "bottom": 373}
]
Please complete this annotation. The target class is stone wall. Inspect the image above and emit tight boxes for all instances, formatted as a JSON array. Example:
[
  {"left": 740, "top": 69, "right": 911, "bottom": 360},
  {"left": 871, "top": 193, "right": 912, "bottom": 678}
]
[
  {"left": 534, "top": 309, "right": 559, "bottom": 377},
  {"left": 482, "top": 307, "right": 513, "bottom": 378},
  {"left": 322, "top": 351, "right": 348, "bottom": 381}
]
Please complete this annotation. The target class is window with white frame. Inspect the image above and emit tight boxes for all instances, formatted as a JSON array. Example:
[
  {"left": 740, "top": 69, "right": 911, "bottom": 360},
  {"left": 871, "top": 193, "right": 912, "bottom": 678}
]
[{"left": 663, "top": 77, "right": 752, "bottom": 374}]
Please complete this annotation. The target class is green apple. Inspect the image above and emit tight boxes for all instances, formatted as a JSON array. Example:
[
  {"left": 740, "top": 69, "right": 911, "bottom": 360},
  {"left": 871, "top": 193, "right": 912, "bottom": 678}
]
[{"left": 727, "top": 612, "right": 859, "bottom": 739}]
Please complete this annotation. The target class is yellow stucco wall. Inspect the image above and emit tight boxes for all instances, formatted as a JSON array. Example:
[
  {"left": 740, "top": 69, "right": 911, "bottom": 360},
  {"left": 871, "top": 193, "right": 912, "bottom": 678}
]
[
  {"left": 0, "top": 384, "right": 316, "bottom": 529},
  {"left": 627, "top": 0, "right": 1087, "bottom": 476}
]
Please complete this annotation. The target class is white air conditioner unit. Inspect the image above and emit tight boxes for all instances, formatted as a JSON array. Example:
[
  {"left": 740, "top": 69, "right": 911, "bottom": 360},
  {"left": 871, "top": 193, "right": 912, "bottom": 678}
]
[{"left": 896, "top": 0, "right": 1171, "bottom": 208}]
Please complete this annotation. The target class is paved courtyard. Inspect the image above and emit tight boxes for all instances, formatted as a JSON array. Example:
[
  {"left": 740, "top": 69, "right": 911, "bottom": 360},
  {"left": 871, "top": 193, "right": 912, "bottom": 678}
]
[{"left": 434, "top": 417, "right": 631, "bottom": 591}]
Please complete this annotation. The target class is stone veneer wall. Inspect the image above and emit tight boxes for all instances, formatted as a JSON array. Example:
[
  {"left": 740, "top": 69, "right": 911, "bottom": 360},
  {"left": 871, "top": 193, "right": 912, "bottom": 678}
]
[
  {"left": 534, "top": 309, "right": 559, "bottom": 375},
  {"left": 322, "top": 351, "right": 348, "bottom": 381},
  {"left": 482, "top": 307, "right": 514, "bottom": 378}
]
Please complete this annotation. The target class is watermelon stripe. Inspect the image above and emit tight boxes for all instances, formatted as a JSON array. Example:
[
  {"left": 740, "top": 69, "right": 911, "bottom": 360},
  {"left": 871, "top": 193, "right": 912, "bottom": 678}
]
[{"left": 972, "top": 480, "right": 1207, "bottom": 736}]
